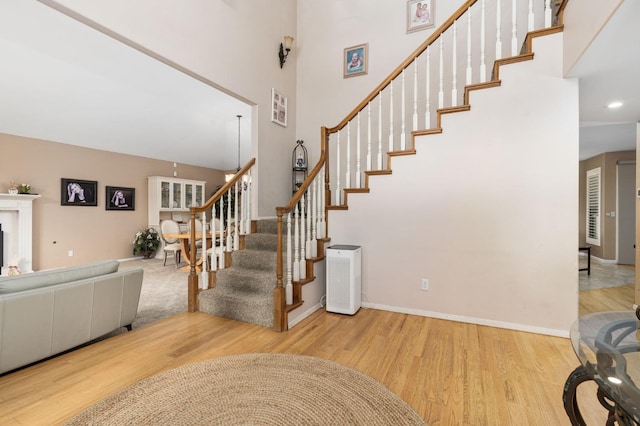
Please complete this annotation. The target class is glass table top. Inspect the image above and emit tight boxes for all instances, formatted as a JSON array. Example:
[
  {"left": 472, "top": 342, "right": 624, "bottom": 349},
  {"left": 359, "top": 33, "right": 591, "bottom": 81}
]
[{"left": 570, "top": 311, "right": 640, "bottom": 422}]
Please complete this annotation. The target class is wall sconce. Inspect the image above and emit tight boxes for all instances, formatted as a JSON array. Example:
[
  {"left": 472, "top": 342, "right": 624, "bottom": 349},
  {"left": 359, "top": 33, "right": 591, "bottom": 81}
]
[{"left": 279, "top": 35, "right": 294, "bottom": 68}]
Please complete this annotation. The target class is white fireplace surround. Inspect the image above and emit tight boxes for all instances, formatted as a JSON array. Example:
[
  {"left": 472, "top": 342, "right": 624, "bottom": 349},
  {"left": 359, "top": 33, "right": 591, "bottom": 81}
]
[{"left": 0, "top": 193, "right": 40, "bottom": 275}]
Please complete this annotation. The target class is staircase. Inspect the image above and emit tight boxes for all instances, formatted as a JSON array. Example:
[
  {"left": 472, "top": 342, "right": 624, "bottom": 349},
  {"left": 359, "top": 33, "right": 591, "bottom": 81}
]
[
  {"left": 188, "top": 0, "right": 570, "bottom": 333},
  {"left": 198, "top": 220, "right": 280, "bottom": 328}
]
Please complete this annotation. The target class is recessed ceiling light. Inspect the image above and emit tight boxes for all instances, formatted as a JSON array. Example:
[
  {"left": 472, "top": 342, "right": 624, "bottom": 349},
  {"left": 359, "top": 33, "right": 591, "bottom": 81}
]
[{"left": 607, "top": 101, "right": 623, "bottom": 109}]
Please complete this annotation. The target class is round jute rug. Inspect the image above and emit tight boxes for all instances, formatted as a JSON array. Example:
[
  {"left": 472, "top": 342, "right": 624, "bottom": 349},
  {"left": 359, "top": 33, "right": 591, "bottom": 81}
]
[{"left": 65, "top": 353, "right": 425, "bottom": 425}]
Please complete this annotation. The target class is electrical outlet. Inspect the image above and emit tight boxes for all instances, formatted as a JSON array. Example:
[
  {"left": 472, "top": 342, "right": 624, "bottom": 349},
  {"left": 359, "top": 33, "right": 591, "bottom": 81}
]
[
  {"left": 68, "top": 250, "right": 74, "bottom": 257},
  {"left": 421, "top": 278, "right": 429, "bottom": 291}
]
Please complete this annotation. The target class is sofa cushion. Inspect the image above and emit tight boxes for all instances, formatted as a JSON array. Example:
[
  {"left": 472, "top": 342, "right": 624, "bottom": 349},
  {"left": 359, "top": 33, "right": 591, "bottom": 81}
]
[{"left": 0, "top": 260, "right": 120, "bottom": 294}]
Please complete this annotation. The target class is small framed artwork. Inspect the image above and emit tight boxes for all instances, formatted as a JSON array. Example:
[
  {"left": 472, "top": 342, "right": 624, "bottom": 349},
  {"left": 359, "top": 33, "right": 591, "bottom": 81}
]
[
  {"left": 271, "top": 88, "right": 288, "bottom": 127},
  {"left": 407, "top": 0, "right": 435, "bottom": 33},
  {"left": 343, "top": 43, "right": 368, "bottom": 78},
  {"left": 106, "top": 186, "right": 135, "bottom": 211},
  {"left": 61, "top": 178, "right": 98, "bottom": 206}
]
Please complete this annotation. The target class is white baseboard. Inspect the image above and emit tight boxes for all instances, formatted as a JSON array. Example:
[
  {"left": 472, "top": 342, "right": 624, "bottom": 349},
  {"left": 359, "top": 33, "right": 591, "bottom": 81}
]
[
  {"left": 288, "top": 303, "right": 323, "bottom": 329},
  {"left": 361, "top": 302, "right": 569, "bottom": 338}
]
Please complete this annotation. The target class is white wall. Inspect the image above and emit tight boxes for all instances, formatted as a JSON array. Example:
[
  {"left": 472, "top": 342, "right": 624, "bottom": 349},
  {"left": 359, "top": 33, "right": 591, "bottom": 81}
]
[
  {"left": 562, "top": 0, "right": 623, "bottom": 75},
  {"left": 328, "top": 33, "right": 579, "bottom": 336},
  {"left": 52, "top": 0, "right": 298, "bottom": 217}
]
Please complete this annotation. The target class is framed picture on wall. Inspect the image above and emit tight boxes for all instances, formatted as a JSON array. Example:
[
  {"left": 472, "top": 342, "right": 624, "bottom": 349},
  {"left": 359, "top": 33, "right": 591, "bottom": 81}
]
[
  {"left": 61, "top": 178, "right": 98, "bottom": 206},
  {"left": 105, "top": 186, "right": 135, "bottom": 211},
  {"left": 343, "top": 43, "right": 368, "bottom": 78},
  {"left": 271, "top": 88, "right": 287, "bottom": 127},
  {"left": 407, "top": 0, "right": 435, "bottom": 33}
]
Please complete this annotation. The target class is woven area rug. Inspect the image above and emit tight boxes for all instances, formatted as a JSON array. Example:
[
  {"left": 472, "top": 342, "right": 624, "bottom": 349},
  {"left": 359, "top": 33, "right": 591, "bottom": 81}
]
[{"left": 65, "top": 353, "right": 425, "bottom": 425}]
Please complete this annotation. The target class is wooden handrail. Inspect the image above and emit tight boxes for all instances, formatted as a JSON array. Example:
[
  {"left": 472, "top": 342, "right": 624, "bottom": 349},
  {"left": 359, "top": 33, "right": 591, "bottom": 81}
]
[{"left": 326, "top": 0, "right": 477, "bottom": 134}]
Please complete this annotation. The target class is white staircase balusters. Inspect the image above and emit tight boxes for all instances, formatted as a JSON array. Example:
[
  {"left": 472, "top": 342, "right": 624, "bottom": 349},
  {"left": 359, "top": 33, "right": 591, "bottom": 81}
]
[
  {"left": 425, "top": 46, "right": 431, "bottom": 128},
  {"left": 286, "top": 212, "right": 293, "bottom": 305},
  {"left": 544, "top": 0, "right": 551, "bottom": 28},
  {"left": 377, "top": 94, "right": 383, "bottom": 169},
  {"left": 336, "top": 131, "right": 341, "bottom": 205},
  {"left": 528, "top": 0, "right": 535, "bottom": 31},
  {"left": 400, "top": 69, "right": 406, "bottom": 150},
  {"left": 367, "top": 102, "right": 372, "bottom": 172},
  {"left": 413, "top": 61, "right": 418, "bottom": 132},
  {"left": 233, "top": 181, "right": 239, "bottom": 250},
  {"left": 356, "top": 113, "right": 361, "bottom": 188},
  {"left": 496, "top": 0, "right": 502, "bottom": 60},
  {"left": 319, "top": 166, "right": 326, "bottom": 239},
  {"left": 226, "top": 187, "right": 232, "bottom": 252},
  {"left": 310, "top": 176, "right": 318, "bottom": 258},
  {"left": 218, "top": 196, "right": 225, "bottom": 269},
  {"left": 305, "top": 189, "right": 312, "bottom": 259},
  {"left": 345, "top": 122, "right": 352, "bottom": 190},
  {"left": 511, "top": 0, "right": 518, "bottom": 56},
  {"left": 452, "top": 20, "right": 458, "bottom": 106},
  {"left": 200, "top": 212, "right": 208, "bottom": 288},
  {"left": 315, "top": 174, "right": 324, "bottom": 239},
  {"left": 293, "top": 203, "right": 300, "bottom": 281},
  {"left": 388, "top": 81, "right": 394, "bottom": 152},
  {"left": 438, "top": 37, "right": 444, "bottom": 108},
  {"left": 466, "top": 9, "right": 472, "bottom": 85},
  {"left": 480, "top": 0, "right": 487, "bottom": 82},
  {"left": 299, "top": 194, "right": 307, "bottom": 279}
]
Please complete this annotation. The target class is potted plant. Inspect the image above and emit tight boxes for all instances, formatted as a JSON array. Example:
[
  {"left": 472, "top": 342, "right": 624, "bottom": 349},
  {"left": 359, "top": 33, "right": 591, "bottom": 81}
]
[
  {"left": 133, "top": 227, "right": 160, "bottom": 258},
  {"left": 8, "top": 181, "right": 18, "bottom": 195}
]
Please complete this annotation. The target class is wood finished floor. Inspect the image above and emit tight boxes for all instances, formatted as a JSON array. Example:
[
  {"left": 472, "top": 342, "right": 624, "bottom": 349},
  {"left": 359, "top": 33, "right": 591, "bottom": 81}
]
[{"left": 0, "top": 285, "right": 632, "bottom": 425}]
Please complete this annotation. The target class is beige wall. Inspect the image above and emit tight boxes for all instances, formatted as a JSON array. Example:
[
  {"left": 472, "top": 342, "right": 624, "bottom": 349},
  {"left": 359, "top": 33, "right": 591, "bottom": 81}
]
[
  {"left": 0, "top": 133, "right": 224, "bottom": 270},
  {"left": 580, "top": 150, "right": 635, "bottom": 260}
]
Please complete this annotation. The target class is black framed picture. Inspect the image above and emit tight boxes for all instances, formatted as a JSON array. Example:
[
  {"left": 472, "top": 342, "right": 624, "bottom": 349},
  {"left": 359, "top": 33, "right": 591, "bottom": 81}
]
[
  {"left": 106, "top": 186, "right": 135, "bottom": 211},
  {"left": 61, "top": 178, "right": 98, "bottom": 206}
]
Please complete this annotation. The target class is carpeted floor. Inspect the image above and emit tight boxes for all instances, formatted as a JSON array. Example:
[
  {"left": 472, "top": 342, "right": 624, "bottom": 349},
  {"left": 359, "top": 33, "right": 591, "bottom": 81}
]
[
  {"left": 64, "top": 353, "right": 426, "bottom": 426},
  {"left": 119, "top": 258, "right": 189, "bottom": 329}
]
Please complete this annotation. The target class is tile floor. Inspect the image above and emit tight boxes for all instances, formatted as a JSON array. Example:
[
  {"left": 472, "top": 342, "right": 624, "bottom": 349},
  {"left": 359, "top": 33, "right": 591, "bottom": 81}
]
[{"left": 579, "top": 256, "right": 635, "bottom": 291}]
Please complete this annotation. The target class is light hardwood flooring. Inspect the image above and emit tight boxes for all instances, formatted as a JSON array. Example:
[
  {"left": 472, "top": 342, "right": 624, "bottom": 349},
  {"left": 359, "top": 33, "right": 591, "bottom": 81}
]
[{"left": 1, "top": 289, "right": 631, "bottom": 426}]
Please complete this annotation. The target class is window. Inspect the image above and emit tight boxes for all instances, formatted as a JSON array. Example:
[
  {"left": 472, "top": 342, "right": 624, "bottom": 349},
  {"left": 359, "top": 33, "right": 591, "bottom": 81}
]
[{"left": 586, "top": 167, "right": 601, "bottom": 246}]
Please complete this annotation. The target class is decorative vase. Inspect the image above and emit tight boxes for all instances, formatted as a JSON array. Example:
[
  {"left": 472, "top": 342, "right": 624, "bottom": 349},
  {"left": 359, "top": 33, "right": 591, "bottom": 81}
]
[
  {"left": 8, "top": 188, "right": 18, "bottom": 195},
  {"left": 8, "top": 265, "right": 21, "bottom": 276}
]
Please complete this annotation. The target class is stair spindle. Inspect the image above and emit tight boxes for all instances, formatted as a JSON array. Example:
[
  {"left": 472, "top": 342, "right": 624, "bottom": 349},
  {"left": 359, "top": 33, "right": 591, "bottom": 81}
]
[
  {"left": 544, "top": 0, "right": 551, "bottom": 27},
  {"left": 377, "top": 94, "right": 383, "bottom": 169},
  {"left": 367, "top": 101, "right": 372, "bottom": 172},
  {"left": 286, "top": 213, "right": 293, "bottom": 305},
  {"left": 452, "top": 20, "right": 458, "bottom": 106},
  {"left": 438, "top": 37, "right": 444, "bottom": 108},
  {"left": 413, "top": 60, "right": 418, "bottom": 131},
  {"left": 400, "top": 69, "right": 406, "bottom": 150},
  {"left": 466, "top": 9, "right": 472, "bottom": 85},
  {"left": 480, "top": 0, "right": 487, "bottom": 82},
  {"left": 293, "top": 203, "right": 300, "bottom": 281},
  {"left": 388, "top": 81, "right": 394, "bottom": 152},
  {"left": 511, "top": 0, "right": 518, "bottom": 56},
  {"left": 336, "top": 131, "right": 341, "bottom": 204},
  {"left": 496, "top": 0, "right": 502, "bottom": 60},
  {"left": 233, "top": 181, "right": 239, "bottom": 250},
  {"left": 425, "top": 46, "right": 431, "bottom": 128},
  {"left": 528, "top": 0, "right": 534, "bottom": 31},
  {"left": 299, "top": 194, "right": 307, "bottom": 279},
  {"left": 305, "top": 189, "right": 312, "bottom": 259},
  {"left": 356, "top": 113, "right": 361, "bottom": 188}
]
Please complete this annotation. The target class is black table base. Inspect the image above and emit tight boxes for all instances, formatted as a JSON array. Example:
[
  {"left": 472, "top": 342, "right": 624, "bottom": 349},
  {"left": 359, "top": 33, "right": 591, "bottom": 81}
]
[{"left": 563, "top": 365, "right": 639, "bottom": 425}]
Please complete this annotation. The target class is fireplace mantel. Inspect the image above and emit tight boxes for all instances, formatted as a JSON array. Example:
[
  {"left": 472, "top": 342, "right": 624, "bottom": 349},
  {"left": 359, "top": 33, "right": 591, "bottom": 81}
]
[{"left": 0, "top": 193, "right": 41, "bottom": 274}]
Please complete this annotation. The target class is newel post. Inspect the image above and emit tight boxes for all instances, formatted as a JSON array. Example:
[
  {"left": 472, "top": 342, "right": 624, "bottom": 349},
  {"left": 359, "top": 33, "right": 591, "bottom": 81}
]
[
  {"left": 274, "top": 210, "right": 287, "bottom": 331},
  {"left": 188, "top": 212, "right": 199, "bottom": 312}
]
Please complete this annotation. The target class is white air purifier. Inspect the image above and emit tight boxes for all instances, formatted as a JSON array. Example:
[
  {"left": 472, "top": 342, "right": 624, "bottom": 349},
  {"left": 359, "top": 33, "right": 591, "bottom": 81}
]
[{"left": 326, "top": 245, "right": 362, "bottom": 315}]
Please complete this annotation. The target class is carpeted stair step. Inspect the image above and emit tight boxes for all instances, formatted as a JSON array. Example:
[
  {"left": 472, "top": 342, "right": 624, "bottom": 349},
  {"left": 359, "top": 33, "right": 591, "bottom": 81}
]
[
  {"left": 231, "top": 249, "right": 277, "bottom": 272},
  {"left": 214, "top": 267, "right": 276, "bottom": 293},
  {"left": 256, "top": 219, "right": 278, "bottom": 234},
  {"left": 244, "top": 233, "right": 279, "bottom": 251},
  {"left": 199, "top": 286, "right": 273, "bottom": 329}
]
